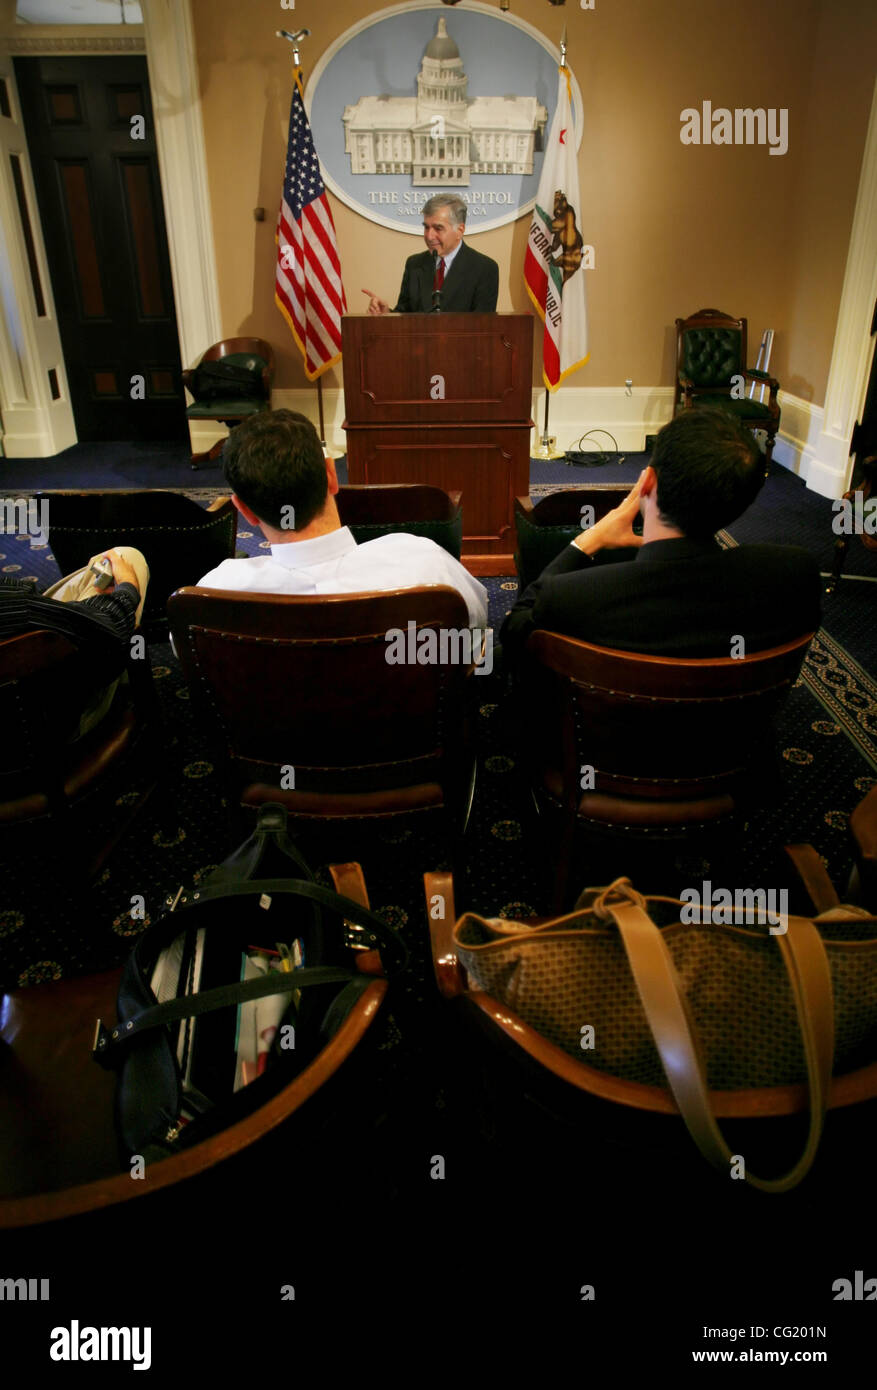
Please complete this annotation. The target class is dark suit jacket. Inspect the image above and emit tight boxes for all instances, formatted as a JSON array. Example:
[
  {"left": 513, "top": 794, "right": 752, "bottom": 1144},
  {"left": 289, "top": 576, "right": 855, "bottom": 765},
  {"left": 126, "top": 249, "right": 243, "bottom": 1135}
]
[
  {"left": 393, "top": 241, "right": 499, "bottom": 313},
  {"left": 500, "top": 537, "right": 822, "bottom": 665}
]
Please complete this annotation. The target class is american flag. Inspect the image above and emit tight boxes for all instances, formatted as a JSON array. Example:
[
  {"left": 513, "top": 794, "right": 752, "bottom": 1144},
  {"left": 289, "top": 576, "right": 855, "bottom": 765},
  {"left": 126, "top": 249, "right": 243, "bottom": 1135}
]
[{"left": 275, "top": 71, "right": 346, "bottom": 380}]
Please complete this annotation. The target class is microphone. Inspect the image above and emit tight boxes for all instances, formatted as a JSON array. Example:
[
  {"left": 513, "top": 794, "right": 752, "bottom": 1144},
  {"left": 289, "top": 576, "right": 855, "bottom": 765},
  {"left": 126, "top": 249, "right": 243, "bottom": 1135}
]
[{"left": 432, "top": 250, "right": 443, "bottom": 313}]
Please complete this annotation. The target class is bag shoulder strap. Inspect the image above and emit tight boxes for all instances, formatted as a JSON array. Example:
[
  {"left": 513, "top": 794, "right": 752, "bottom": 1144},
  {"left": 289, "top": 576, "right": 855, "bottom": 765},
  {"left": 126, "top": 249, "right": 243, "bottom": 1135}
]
[
  {"left": 608, "top": 897, "right": 834, "bottom": 1193},
  {"left": 136, "top": 877, "right": 408, "bottom": 977},
  {"left": 95, "top": 965, "right": 353, "bottom": 1062}
]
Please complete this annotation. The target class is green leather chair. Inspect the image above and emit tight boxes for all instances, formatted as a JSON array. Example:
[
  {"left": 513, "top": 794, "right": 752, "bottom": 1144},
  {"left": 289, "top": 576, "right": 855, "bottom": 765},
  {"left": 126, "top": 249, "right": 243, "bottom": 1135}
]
[
  {"left": 183, "top": 336, "right": 274, "bottom": 469},
  {"left": 513, "top": 487, "right": 636, "bottom": 592},
  {"left": 43, "top": 490, "right": 238, "bottom": 639},
  {"left": 674, "top": 308, "right": 780, "bottom": 469},
  {"left": 336, "top": 484, "right": 463, "bottom": 561}
]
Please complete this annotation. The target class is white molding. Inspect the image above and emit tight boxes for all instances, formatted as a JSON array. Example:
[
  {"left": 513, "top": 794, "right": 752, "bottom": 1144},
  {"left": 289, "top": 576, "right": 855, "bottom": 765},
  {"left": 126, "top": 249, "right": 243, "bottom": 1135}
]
[
  {"left": 140, "top": 0, "right": 220, "bottom": 372},
  {"left": 205, "top": 386, "right": 677, "bottom": 460},
  {"left": 0, "top": 3, "right": 219, "bottom": 458},
  {"left": 811, "top": 75, "right": 877, "bottom": 499},
  {"left": 526, "top": 385, "right": 674, "bottom": 455},
  {"left": 770, "top": 392, "right": 824, "bottom": 485},
  {"left": 0, "top": 53, "right": 76, "bottom": 458}
]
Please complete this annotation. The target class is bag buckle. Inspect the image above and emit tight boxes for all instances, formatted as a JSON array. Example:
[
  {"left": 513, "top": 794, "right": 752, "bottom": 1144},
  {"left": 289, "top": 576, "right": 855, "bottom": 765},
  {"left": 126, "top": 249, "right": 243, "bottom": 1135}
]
[{"left": 92, "top": 1016, "right": 135, "bottom": 1066}]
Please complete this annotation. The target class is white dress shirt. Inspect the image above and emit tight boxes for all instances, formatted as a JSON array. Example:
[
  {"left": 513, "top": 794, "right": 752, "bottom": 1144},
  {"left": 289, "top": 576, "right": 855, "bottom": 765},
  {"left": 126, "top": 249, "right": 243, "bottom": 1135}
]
[{"left": 197, "top": 526, "right": 488, "bottom": 628}]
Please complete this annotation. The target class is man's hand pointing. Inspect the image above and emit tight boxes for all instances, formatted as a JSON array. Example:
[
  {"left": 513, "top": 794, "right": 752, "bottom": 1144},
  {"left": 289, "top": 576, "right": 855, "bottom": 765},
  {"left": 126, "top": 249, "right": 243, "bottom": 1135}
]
[{"left": 362, "top": 288, "right": 389, "bottom": 316}]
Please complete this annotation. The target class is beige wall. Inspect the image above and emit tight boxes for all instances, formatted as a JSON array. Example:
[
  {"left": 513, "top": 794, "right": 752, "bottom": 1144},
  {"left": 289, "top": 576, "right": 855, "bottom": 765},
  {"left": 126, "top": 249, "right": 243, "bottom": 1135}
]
[{"left": 191, "top": 0, "right": 876, "bottom": 405}]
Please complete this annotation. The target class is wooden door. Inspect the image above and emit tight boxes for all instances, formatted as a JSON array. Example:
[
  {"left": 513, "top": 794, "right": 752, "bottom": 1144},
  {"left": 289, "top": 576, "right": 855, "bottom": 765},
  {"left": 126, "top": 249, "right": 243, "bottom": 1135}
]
[{"left": 13, "top": 55, "right": 186, "bottom": 442}]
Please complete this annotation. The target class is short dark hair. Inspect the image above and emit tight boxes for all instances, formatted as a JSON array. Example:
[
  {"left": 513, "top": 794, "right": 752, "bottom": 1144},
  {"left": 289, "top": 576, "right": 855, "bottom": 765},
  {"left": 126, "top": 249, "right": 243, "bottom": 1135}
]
[
  {"left": 651, "top": 408, "right": 765, "bottom": 537},
  {"left": 423, "top": 193, "right": 466, "bottom": 227},
  {"left": 222, "top": 409, "right": 327, "bottom": 531}
]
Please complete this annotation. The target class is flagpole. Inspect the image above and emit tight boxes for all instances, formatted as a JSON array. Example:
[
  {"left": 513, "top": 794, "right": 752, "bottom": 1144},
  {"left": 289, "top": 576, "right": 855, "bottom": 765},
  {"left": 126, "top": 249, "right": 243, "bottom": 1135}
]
[
  {"left": 316, "top": 377, "right": 326, "bottom": 447},
  {"left": 276, "top": 27, "right": 334, "bottom": 450},
  {"left": 533, "top": 26, "right": 569, "bottom": 462}
]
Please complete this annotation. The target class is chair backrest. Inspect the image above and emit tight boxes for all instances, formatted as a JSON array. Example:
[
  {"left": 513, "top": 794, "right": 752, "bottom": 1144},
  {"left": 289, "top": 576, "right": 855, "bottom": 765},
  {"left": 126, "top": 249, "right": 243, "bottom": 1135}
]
[
  {"left": 42, "top": 491, "right": 237, "bottom": 630},
  {"left": 337, "top": 484, "right": 463, "bottom": 559},
  {"left": 0, "top": 627, "right": 115, "bottom": 749},
  {"left": 0, "top": 627, "right": 141, "bottom": 818},
  {"left": 167, "top": 585, "right": 473, "bottom": 800},
  {"left": 525, "top": 630, "right": 814, "bottom": 802},
  {"left": 675, "top": 307, "right": 747, "bottom": 393},
  {"left": 200, "top": 336, "right": 275, "bottom": 379},
  {"left": 513, "top": 488, "right": 635, "bottom": 590}
]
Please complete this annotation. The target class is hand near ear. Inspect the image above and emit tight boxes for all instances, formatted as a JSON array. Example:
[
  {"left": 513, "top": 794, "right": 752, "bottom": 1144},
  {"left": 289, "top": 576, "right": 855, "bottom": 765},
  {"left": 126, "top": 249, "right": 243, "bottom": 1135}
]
[{"left": 574, "top": 473, "right": 647, "bottom": 555}]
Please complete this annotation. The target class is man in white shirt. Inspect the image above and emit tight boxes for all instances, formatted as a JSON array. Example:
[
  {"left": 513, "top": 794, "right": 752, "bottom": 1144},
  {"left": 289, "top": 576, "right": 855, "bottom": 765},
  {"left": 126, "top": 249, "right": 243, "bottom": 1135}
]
[{"left": 197, "top": 409, "right": 488, "bottom": 629}]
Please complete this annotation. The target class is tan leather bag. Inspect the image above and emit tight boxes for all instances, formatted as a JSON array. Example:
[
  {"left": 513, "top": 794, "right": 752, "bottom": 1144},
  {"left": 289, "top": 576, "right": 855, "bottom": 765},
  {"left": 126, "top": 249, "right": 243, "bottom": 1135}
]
[{"left": 452, "top": 878, "right": 877, "bottom": 1193}]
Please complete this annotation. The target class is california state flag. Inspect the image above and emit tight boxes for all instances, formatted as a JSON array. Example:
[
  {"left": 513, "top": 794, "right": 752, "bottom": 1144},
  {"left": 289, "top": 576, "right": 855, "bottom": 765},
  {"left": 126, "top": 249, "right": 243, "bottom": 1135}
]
[{"left": 524, "top": 66, "right": 589, "bottom": 389}]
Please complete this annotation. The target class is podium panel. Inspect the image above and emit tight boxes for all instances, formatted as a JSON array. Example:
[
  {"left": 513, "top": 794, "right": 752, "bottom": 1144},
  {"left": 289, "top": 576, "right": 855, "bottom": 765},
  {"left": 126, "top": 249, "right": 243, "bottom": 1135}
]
[{"left": 342, "top": 313, "right": 533, "bottom": 573}]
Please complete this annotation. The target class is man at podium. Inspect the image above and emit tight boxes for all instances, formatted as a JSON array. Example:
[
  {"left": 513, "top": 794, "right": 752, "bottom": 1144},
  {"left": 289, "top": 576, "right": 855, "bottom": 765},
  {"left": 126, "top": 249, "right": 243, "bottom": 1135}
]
[{"left": 362, "top": 193, "right": 498, "bottom": 316}]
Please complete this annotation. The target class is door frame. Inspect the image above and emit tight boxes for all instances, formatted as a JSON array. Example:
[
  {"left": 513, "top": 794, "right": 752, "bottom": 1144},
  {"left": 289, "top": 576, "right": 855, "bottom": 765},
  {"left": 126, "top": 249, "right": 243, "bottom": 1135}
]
[{"left": 0, "top": 0, "right": 220, "bottom": 458}]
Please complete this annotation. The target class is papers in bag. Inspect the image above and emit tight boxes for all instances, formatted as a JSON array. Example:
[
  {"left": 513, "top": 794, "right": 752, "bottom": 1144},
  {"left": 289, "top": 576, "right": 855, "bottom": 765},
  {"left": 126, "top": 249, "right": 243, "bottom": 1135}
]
[
  {"left": 150, "top": 926, "right": 208, "bottom": 1103},
  {"left": 234, "top": 939, "right": 303, "bottom": 1090}
]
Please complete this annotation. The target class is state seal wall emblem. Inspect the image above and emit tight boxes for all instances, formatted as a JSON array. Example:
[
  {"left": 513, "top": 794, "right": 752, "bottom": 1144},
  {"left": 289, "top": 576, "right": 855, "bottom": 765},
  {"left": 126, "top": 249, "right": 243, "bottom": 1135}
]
[{"left": 306, "top": 1, "right": 583, "bottom": 235}]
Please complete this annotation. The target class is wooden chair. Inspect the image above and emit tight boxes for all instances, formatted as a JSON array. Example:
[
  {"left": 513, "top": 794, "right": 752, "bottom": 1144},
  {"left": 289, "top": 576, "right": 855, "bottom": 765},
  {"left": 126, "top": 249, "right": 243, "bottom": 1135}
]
[
  {"left": 513, "top": 487, "right": 636, "bottom": 591},
  {"left": 167, "top": 585, "right": 477, "bottom": 844},
  {"left": 827, "top": 453, "right": 877, "bottom": 592},
  {"left": 850, "top": 784, "right": 877, "bottom": 910},
  {"left": 523, "top": 629, "right": 815, "bottom": 908},
  {"left": 337, "top": 484, "right": 463, "bottom": 560},
  {"left": 0, "top": 865, "right": 386, "bottom": 1228},
  {"left": 182, "top": 336, "right": 274, "bottom": 469},
  {"left": 674, "top": 308, "right": 780, "bottom": 468},
  {"left": 424, "top": 868, "right": 877, "bottom": 1191},
  {"left": 42, "top": 490, "right": 237, "bottom": 639},
  {"left": 0, "top": 626, "right": 161, "bottom": 881}
]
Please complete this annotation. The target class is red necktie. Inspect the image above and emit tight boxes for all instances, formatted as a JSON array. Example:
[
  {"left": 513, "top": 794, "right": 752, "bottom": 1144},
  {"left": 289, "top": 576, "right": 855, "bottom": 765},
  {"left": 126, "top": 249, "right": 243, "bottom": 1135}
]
[{"left": 433, "top": 257, "right": 445, "bottom": 291}]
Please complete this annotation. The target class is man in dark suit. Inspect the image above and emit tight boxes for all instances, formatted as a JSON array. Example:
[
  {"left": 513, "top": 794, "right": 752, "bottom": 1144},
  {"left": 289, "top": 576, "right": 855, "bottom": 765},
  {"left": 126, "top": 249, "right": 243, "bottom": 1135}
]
[
  {"left": 501, "top": 408, "right": 821, "bottom": 666},
  {"left": 362, "top": 193, "right": 498, "bottom": 315}
]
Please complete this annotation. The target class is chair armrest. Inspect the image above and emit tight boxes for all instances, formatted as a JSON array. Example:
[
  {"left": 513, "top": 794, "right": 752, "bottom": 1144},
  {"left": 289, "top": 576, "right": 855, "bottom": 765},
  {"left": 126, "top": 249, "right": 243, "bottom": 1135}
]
[
  {"left": 206, "top": 495, "right": 232, "bottom": 512},
  {"left": 850, "top": 785, "right": 877, "bottom": 909},
  {"left": 424, "top": 870, "right": 464, "bottom": 998},
  {"left": 746, "top": 369, "right": 780, "bottom": 389}
]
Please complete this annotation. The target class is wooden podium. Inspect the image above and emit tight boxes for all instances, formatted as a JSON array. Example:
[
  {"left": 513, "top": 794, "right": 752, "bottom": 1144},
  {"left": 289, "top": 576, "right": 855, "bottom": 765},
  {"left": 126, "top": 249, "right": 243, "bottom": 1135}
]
[{"left": 341, "top": 313, "right": 533, "bottom": 575}]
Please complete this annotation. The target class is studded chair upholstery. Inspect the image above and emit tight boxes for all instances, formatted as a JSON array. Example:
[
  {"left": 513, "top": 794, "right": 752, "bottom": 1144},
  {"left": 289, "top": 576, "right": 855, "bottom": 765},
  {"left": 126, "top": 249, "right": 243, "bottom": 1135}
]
[
  {"left": 513, "top": 487, "right": 637, "bottom": 591},
  {"left": 43, "top": 490, "right": 237, "bottom": 639},
  {"left": 523, "top": 629, "right": 814, "bottom": 909},
  {"left": 674, "top": 308, "right": 780, "bottom": 468},
  {"left": 167, "top": 585, "right": 477, "bottom": 849}
]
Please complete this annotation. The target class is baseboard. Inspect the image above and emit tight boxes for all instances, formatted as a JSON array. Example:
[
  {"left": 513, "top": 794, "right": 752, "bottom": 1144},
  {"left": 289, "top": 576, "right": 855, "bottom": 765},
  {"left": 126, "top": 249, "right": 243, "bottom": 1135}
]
[
  {"left": 271, "top": 386, "right": 676, "bottom": 458},
  {"left": 197, "top": 386, "right": 853, "bottom": 500}
]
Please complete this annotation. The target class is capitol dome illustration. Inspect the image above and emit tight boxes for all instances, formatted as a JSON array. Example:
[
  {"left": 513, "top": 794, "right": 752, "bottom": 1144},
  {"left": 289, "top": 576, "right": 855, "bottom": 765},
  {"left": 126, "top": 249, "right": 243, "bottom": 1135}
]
[{"left": 342, "top": 17, "right": 547, "bottom": 187}]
